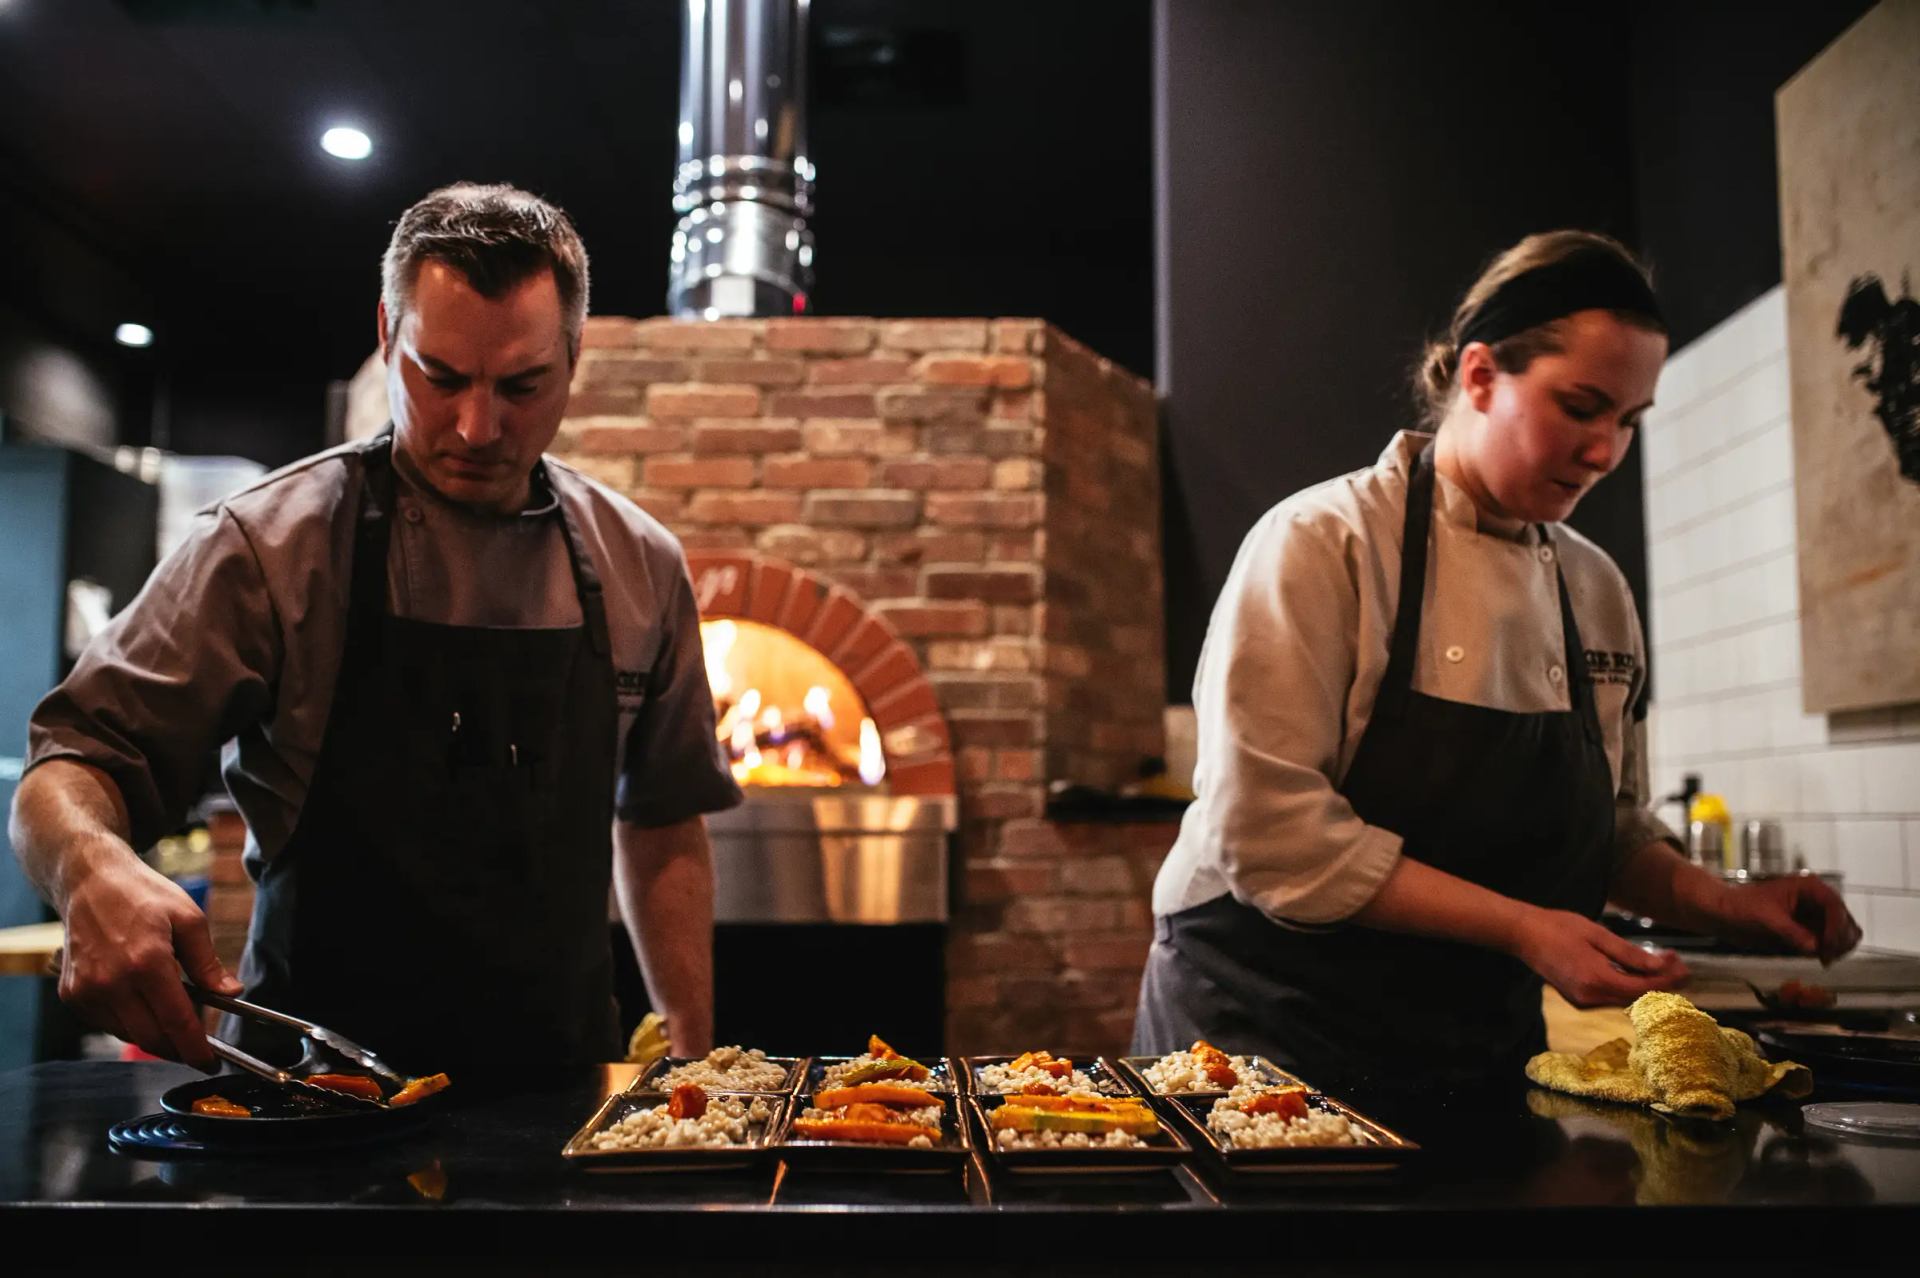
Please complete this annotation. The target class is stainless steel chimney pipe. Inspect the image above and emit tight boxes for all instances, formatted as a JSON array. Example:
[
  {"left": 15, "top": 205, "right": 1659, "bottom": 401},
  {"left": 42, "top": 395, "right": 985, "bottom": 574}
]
[{"left": 669, "top": 0, "right": 814, "bottom": 318}]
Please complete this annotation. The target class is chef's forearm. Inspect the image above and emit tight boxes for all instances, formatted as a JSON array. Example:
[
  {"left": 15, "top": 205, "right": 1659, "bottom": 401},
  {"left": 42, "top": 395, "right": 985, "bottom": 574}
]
[
  {"left": 1349, "top": 855, "right": 1537, "bottom": 956},
  {"left": 611, "top": 815, "right": 716, "bottom": 1055},
  {"left": 1607, "top": 841, "right": 1728, "bottom": 934},
  {"left": 8, "top": 759, "right": 139, "bottom": 914}
]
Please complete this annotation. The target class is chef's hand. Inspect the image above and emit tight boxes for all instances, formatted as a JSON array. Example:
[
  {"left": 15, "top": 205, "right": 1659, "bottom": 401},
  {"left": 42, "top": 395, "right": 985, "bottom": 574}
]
[
  {"left": 59, "top": 846, "right": 243, "bottom": 1071},
  {"left": 1512, "top": 908, "right": 1691, "bottom": 1009},
  {"left": 1706, "top": 876, "right": 1861, "bottom": 964}
]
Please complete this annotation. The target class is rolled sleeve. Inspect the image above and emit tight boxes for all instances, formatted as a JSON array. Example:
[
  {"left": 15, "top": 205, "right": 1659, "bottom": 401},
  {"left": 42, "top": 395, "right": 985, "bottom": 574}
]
[
  {"left": 26, "top": 507, "right": 280, "bottom": 852},
  {"left": 1199, "top": 508, "right": 1404, "bottom": 926},
  {"left": 614, "top": 555, "right": 743, "bottom": 828}
]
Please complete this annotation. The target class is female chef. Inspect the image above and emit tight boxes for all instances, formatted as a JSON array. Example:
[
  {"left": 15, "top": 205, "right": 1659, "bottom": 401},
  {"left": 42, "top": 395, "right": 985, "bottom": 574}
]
[{"left": 1133, "top": 231, "right": 1860, "bottom": 1088}]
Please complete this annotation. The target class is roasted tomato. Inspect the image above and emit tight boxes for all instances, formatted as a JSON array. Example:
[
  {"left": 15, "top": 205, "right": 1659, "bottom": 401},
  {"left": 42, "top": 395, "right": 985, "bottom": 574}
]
[
  {"left": 668, "top": 1084, "right": 709, "bottom": 1120},
  {"left": 1243, "top": 1087, "right": 1310, "bottom": 1121}
]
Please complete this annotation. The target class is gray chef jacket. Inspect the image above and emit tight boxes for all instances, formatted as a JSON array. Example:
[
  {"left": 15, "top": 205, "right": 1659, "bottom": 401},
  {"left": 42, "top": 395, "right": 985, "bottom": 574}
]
[{"left": 26, "top": 438, "right": 742, "bottom": 873}]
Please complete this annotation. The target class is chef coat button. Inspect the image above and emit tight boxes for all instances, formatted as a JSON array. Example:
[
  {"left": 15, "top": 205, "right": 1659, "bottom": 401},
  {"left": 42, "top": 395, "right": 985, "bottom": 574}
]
[
  {"left": 1445, "top": 645, "right": 1465, "bottom": 663},
  {"left": 404, "top": 505, "right": 424, "bottom": 524},
  {"left": 1548, "top": 664, "right": 1564, "bottom": 683},
  {"left": 1539, "top": 545, "right": 1555, "bottom": 563}
]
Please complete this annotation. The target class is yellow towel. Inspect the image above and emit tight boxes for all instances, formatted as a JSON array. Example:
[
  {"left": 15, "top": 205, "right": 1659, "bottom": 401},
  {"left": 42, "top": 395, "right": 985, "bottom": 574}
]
[{"left": 1525, "top": 992, "right": 1811, "bottom": 1120}]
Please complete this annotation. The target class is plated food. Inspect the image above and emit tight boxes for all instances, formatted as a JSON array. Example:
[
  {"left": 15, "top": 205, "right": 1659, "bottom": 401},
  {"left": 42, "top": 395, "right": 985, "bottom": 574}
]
[
  {"left": 793, "top": 1082, "right": 946, "bottom": 1148},
  {"left": 651, "top": 1045, "right": 796, "bottom": 1093},
  {"left": 815, "top": 1035, "right": 942, "bottom": 1091},
  {"left": 1205, "top": 1084, "right": 1360, "bottom": 1149},
  {"left": 987, "top": 1091, "right": 1158, "bottom": 1151},
  {"left": 972, "top": 1050, "right": 1110, "bottom": 1095},
  {"left": 1773, "top": 979, "right": 1837, "bottom": 1010},
  {"left": 586, "top": 1085, "right": 775, "bottom": 1151},
  {"left": 183, "top": 1069, "right": 451, "bottom": 1118}
]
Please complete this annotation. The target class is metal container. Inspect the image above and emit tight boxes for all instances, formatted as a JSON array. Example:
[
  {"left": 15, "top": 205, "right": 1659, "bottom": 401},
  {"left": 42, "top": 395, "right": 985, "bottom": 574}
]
[
  {"left": 1688, "top": 819, "right": 1727, "bottom": 871},
  {"left": 706, "top": 790, "right": 954, "bottom": 924},
  {"left": 1741, "top": 818, "right": 1789, "bottom": 875}
]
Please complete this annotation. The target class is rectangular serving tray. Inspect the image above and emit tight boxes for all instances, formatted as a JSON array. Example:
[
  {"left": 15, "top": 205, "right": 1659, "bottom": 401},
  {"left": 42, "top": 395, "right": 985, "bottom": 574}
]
[{"left": 561, "top": 1090, "right": 789, "bottom": 1172}]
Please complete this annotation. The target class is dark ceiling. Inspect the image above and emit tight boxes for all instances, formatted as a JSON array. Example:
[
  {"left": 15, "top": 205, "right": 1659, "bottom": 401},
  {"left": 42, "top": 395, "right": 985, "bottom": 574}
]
[{"left": 0, "top": 0, "right": 1153, "bottom": 463}]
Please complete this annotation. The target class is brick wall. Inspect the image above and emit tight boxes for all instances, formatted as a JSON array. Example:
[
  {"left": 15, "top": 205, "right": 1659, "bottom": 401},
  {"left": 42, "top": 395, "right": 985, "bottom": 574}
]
[
  {"left": 1642, "top": 288, "right": 1920, "bottom": 954},
  {"left": 551, "top": 316, "right": 1170, "bottom": 1052}
]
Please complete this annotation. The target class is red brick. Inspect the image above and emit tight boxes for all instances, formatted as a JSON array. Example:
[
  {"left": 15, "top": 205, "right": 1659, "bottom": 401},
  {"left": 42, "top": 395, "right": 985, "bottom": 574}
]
[
  {"left": 924, "top": 567, "right": 1041, "bottom": 604},
  {"left": 1003, "top": 896, "right": 1126, "bottom": 935},
  {"left": 804, "top": 492, "right": 921, "bottom": 529},
  {"left": 581, "top": 317, "right": 644, "bottom": 349},
  {"left": 634, "top": 318, "right": 759, "bottom": 351},
  {"left": 950, "top": 930, "right": 1053, "bottom": 975},
  {"left": 926, "top": 638, "right": 1035, "bottom": 672},
  {"left": 853, "top": 643, "right": 920, "bottom": 705},
  {"left": 878, "top": 458, "right": 993, "bottom": 490},
  {"left": 756, "top": 526, "right": 868, "bottom": 567},
  {"left": 980, "top": 427, "right": 1038, "bottom": 458},
  {"left": 677, "top": 527, "right": 754, "bottom": 552},
  {"left": 762, "top": 457, "right": 873, "bottom": 489},
  {"left": 993, "top": 319, "right": 1043, "bottom": 354},
  {"left": 565, "top": 455, "right": 634, "bottom": 490},
  {"left": 878, "top": 319, "right": 989, "bottom": 353},
  {"left": 1060, "top": 856, "right": 1141, "bottom": 897},
  {"left": 775, "top": 573, "right": 830, "bottom": 633},
  {"left": 564, "top": 388, "right": 647, "bottom": 417},
  {"left": 918, "top": 355, "right": 1035, "bottom": 389},
  {"left": 642, "top": 455, "right": 756, "bottom": 488},
  {"left": 887, "top": 756, "right": 956, "bottom": 797},
  {"left": 957, "top": 746, "right": 994, "bottom": 784},
  {"left": 830, "top": 616, "right": 894, "bottom": 673},
  {"left": 693, "top": 357, "right": 808, "bottom": 386},
  {"left": 685, "top": 554, "right": 753, "bottom": 615},
  {"left": 764, "top": 318, "right": 875, "bottom": 353},
  {"left": 869, "top": 675, "right": 940, "bottom": 726},
  {"left": 967, "top": 786, "right": 1044, "bottom": 820},
  {"left": 683, "top": 491, "right": 804, "bottom": 525},
  {"left": 926, "top": 493, "right": 1042, "bottom": 528},
  {"left": 745, "top": 562, "right": 795, "bottom": 625},
  {"left": 829, "top": 566, "right": 919, "bottom": 601},
  {"left": 624, "top": 486, "right": 683, "bottom": 519},
  {"left": 877, "top": 389, "right": 987, "bottom": 424},
  {"left": 994, "top": 749, "right": 1042, "bottom": 782},
  {"left": 574, "top": 356, "right": 691, "bottom": 387},
  {"left": 992, "top": 458, "right": 1037, "bottom": 489},
  {"left": 965, "top": 862, "right": 1058, "bottom": 903},
  {"left": 873, "top": 529, "right": 987, "bottom": 565},
  {"left": 568, "top": 422, "right": 687, "bottom": 455},
  {"left": 801, "top": 419, "right": 917, "bottom": 456},
  {"left": 649, "top": 384, "right": 762, "bottom": 418},
  {"left": 807, "top": 356, "right": 915, "bottom": 386},
  {"left": 769, "top": 389, "right": 880, "bottom": 418},
  {"left": 882, "top": 713, "right": 951, "bottom": 761},
  {"left": 1062, "top": 933, "right": 1153, "bottom": 972},
  {"left": 691, "top": 420, "right": 803, "bottom": 453},
  {"left": 874, "top": 601, "right": 990, "bottom": 638},
  {"left": 951, "top": 713, "right": 1038, "bottom": 748},
  {"left": 995, "top": 820, "right": 1067, "bottom": 860},
  {"left": 948, "top": 974, "right": 1003, "bottom": 1010},
  {"left": 801, "top": 590, "right": 864, "bottom": 655}
]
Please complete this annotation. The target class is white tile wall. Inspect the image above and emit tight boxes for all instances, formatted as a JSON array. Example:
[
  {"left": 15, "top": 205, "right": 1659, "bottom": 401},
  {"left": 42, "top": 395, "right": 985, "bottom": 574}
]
[{"left": 1642, "top": 287, "right": 1920, "bottom": 955}]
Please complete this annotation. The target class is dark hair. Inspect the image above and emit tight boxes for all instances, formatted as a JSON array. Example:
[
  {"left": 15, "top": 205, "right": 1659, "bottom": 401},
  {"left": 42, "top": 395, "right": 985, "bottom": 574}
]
[
  {"left": 381, "top": 182, "right": 590, "bottom": 360},
  {"left": 1414, "top": 230, "right": 1663, "bottom": 428}
]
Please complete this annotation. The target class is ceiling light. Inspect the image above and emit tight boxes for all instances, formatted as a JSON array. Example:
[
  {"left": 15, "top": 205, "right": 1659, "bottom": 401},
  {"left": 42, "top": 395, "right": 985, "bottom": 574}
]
[
  {"left": 114, "top": 323, "right": 153, "bottom": 348},
  {"left": 320, "top": 126, "right": 372, "bottom": 160}
]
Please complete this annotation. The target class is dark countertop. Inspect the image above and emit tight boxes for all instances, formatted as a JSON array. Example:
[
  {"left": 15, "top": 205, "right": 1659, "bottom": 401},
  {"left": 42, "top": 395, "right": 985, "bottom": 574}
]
[{"left": 2, "top": 1061, "right": 1916, "bottom": 1270}]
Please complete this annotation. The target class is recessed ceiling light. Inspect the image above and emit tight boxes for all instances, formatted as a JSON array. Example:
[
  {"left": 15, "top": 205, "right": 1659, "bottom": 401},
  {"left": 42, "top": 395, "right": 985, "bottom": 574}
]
[
  {"left": 321, "top": 126, "right": 372, "bottom": 160},
  {"left": 115, "top": 323, "right": 153, "bottom": 348}
]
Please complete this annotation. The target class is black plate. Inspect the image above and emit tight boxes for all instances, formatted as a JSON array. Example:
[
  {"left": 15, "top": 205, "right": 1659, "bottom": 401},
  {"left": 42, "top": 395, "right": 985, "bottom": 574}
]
[
  {"left": 1757, "top": 1023, "right": 1920, "bottom": 1092},
  {"left": 807, "top": 1054, "right": 957, "bottom": 1095},
  {"left": 775, "top": 1090, "right": 970, "bottom": 1171},
  {"left": 969, "top": 1094, "right": 1189, "bottom": 1175},
  {"left": 962, "top": 1055, "right": 1136, "bottom": 1097},
  {"left": 157, "top": 1075, "right": 428, "bottom": 1146}
]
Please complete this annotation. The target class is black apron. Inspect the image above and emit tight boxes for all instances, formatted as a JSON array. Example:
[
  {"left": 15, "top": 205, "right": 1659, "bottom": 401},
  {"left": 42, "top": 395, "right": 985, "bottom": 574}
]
[
  {"left": 1133, "top": 443, "right": 1615, "bottom": 1092},
  {"left": 233, "top": 434, "right": 621, "bottom": 1073}
]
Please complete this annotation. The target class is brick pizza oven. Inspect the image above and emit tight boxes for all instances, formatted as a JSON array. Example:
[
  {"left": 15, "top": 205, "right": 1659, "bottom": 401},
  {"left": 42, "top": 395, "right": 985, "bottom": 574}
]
[{"left": 550, "top": 315, "right": 1172, "bottom": 1054}]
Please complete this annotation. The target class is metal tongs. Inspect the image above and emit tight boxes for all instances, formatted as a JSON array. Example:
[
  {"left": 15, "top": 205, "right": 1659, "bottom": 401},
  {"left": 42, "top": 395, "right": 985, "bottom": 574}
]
[{"left": 185, "top": 981, "right": 406, "bottom": 1110}]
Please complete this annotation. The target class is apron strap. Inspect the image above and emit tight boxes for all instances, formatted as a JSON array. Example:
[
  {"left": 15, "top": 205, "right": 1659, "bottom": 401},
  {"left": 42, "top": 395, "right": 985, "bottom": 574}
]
[
  {"left": 1382, "top": 442, "right": 1605, "bottom": 745},
  {"left": 1375, "top": 442, "right": 1439, "bottom": 722},
  {"left": 548, "top": 464, "right": 612, "bottom": 659}
]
